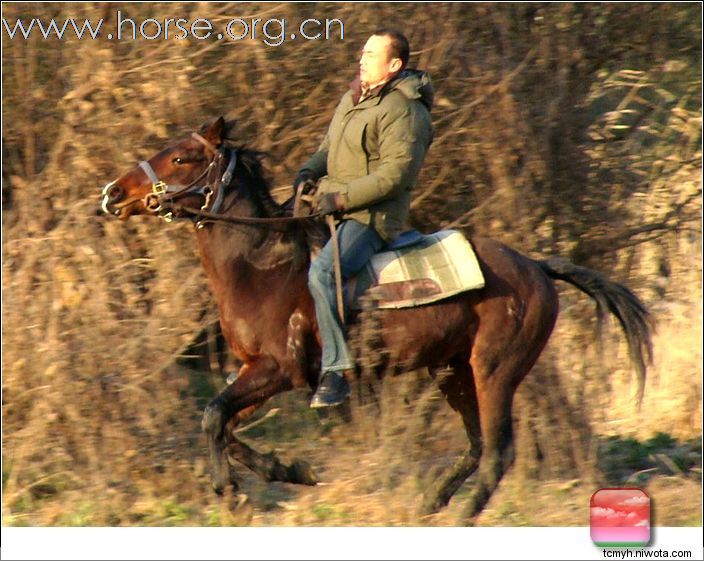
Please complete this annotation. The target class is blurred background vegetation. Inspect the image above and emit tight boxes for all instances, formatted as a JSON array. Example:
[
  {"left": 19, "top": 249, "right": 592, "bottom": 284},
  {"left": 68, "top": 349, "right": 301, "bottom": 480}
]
[{"left": 2, "top": 2, "right": 701, "bottom": 526}]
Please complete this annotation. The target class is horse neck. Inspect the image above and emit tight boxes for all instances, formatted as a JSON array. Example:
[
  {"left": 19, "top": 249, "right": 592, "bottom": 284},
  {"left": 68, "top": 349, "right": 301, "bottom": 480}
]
[{"left": 193, "top": 173, "right": 306, "bottom": 300}]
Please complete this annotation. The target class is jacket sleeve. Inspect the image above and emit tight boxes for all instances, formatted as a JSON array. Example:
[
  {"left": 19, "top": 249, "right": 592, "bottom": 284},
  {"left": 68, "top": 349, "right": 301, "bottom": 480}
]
[
  {"left": 338, "top": 102, "right": 431, "bottom": 210},
  {"left": 298, "top": 132, "right": 329, "bottom": 179}
]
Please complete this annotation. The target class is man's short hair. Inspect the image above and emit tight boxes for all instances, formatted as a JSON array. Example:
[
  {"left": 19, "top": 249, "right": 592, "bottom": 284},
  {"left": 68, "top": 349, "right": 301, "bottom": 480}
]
[{"left": 372, "top": 28, "right": 410, "bottom": 70}]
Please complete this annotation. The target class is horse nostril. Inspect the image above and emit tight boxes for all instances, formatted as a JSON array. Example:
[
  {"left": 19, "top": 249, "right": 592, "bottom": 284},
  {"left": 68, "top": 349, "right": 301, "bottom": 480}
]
[{"left": 107, "top": 184, "right": 123, "bottom": 201}]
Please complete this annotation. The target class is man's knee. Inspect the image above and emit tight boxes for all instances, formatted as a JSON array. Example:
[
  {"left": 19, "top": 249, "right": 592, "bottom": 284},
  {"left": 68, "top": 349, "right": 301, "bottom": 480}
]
[{"left": 308, "top": 258, "right": 331, "bottom": 291}]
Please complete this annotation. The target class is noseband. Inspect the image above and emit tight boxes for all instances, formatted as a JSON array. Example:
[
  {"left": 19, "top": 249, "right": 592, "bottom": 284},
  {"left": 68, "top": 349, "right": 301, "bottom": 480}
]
[{"left": 138, "top": 132, "right": 237, "bottom": 225}]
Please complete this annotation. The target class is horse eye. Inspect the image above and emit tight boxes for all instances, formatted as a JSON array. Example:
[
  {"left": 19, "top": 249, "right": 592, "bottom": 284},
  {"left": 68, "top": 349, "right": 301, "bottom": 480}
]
[{"left": 173, "top": 157, "right": 184, "bottom": 165}]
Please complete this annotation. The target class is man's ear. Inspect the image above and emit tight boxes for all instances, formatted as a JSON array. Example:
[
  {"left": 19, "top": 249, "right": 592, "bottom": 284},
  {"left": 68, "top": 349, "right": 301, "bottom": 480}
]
[
  {"left": 389, "top": 58, "right": 403, "bottom": 74},
  {"left": 201, "top": 116, "right": 225, "bottom": 146}
]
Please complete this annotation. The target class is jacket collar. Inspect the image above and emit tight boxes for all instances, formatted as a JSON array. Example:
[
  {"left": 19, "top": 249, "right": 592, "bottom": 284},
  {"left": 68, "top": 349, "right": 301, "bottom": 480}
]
[{"left": 348, "top": 72, "right": 400, "bottom": 106}]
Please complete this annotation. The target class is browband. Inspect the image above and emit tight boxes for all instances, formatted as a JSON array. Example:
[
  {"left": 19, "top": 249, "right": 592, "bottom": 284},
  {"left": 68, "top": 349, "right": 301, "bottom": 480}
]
[{"left": 191, "top": 132, "right": 219, "bottom": 155}]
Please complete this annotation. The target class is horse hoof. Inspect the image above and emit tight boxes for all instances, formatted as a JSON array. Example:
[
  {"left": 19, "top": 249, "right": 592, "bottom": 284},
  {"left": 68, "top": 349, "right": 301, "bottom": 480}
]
[
  {"left": 418, "top": 492, "right": 449, "bottom": 517},
  {"left": 228, "top": 493, "right": 254, "bottom": 526},
  {"left": 209, "top": 451, "right": 230, "bottom": 495},
  {"left": 417, "top": 500, "right": 440, "bottom": 517},
  {"left": 210, "top": 464, "right": 240, "bottom": 495},
  {"left": 211, "top": 478, "right": 225, "bottom": 495},
  {"left": 289, "top": 459, "right": 319, "bottom": 486}
]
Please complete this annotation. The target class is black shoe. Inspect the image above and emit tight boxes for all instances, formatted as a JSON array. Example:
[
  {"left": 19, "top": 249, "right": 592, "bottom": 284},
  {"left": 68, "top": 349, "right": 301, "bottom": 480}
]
[{"left": 310, "top": 372, "right": 350, "bottom": 408}]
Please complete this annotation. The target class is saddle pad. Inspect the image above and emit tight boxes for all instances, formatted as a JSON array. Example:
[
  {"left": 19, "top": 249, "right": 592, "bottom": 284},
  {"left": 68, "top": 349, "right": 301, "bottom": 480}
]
[{"left": 351, "top": 230, "right": 485, "bottom": 309}]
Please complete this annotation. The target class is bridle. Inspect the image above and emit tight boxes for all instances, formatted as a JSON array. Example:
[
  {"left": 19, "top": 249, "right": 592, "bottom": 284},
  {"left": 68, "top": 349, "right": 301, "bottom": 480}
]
[
  {"left": 137, "top": 132, "right": 237, "bottom": 227},
  {"left": 102, "top": 132, "right": 319, "bottom": 229}
]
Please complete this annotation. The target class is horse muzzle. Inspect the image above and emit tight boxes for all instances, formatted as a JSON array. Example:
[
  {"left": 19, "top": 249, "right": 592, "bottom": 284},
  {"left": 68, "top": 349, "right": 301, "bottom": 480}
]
[
  {"left": 101, "top": 181, "right": 146, "bottom": 219},
  {"left": 101, "top": 181, "right": 124, "bottom": 216}
]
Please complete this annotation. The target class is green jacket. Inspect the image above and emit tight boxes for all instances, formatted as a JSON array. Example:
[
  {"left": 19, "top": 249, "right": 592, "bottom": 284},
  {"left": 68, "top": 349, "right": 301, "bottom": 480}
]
[{"left": 300, "top": 69, "right": 434, "bottom": 242}]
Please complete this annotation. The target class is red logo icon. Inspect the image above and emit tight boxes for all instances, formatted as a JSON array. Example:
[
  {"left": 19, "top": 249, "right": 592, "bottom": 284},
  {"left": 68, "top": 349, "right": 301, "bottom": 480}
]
[{"left": 590, "top": 488, "right": 651, "bottom": 547}]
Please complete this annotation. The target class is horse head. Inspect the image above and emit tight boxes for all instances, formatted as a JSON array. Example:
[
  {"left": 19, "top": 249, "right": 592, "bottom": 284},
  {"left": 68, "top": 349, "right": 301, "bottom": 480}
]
[{"left": 101, "top": 117, "right": 230, "bottom": 221}]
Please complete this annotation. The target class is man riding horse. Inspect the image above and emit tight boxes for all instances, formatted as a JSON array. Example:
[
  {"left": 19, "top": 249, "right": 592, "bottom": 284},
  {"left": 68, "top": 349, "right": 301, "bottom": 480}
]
[{"left": 294, "top": 29, "right": 434, "bottom": 408}]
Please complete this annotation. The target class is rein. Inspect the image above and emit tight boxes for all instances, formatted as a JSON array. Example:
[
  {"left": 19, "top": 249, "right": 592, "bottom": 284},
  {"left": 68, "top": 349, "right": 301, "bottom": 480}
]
[{"left": 164, "top": 203, "right": 321, "bottom": 226}]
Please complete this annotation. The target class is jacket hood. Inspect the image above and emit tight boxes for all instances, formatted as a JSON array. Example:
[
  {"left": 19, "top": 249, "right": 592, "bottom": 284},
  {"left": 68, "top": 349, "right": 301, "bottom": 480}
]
[{"left": 389, "top": 69, "right": 434, "bottom": 111}]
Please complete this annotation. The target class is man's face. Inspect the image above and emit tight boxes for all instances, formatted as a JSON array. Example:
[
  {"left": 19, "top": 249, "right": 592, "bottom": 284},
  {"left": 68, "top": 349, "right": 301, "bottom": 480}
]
[{"left": 359, "top": 34, "right": 402, "bottom": 85}]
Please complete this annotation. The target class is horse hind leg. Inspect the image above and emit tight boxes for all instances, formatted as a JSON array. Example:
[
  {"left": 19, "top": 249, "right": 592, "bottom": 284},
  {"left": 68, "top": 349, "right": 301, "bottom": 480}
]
[
  {"left": 461, "top": 317, "right": 555, "bottom": 522},
  {"left": 418, "top": 356, "right": 482, "bottom": 517},
  {"left": 460, "top": 379, "right": 516, "bottom": 523}
]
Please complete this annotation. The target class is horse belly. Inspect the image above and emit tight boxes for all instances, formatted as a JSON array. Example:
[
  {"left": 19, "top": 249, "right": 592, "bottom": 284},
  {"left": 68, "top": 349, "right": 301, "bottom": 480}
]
[{"left": 376, "top": 295, "right": 477, "bottom": 369}]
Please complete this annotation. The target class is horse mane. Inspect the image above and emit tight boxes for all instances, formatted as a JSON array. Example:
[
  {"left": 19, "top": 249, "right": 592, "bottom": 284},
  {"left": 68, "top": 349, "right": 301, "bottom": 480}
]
[
  {"left": 228, "top": 145, "right": 286, "bottom": 219},
  {"left": 216, "top": 120, "right": 327, "bottom": 268}
]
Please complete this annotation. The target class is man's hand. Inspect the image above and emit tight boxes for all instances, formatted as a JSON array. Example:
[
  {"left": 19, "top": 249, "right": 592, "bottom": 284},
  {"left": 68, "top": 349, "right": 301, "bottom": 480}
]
[
  {"left": 292, "top": 170, "right": 317, "bottom": 196},
  {"left": 316, "top": 192, "right": 345, "bottom": 216}
]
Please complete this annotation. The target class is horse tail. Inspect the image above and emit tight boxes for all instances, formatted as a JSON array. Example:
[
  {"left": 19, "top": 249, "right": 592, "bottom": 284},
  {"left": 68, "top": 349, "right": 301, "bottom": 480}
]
[{"left": 537, "top": 256, "right": 654, "bottom": 404}]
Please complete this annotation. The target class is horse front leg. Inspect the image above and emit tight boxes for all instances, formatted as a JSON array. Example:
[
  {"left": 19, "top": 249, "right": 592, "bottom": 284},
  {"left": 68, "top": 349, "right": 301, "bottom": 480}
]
[
  {"left": 201, "top": 401, "right": 234, "bottom": 494},
  {"left": 201, "top": 355, "right": 317, "bottom": 493},
  {"left": 227, "top": 437, "right": 318, "bottom": 486}
]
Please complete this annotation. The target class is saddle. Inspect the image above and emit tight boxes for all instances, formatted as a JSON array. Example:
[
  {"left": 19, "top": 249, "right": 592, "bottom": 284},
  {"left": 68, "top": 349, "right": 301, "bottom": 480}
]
[{"left": 347, "top": 229, "right": 485, "bottom": 310}]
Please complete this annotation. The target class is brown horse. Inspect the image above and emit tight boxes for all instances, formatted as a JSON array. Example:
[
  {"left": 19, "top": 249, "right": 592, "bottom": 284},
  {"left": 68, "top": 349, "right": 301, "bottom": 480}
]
[{"left": 101, "top": 117, "right": 653, "bottom": 522}]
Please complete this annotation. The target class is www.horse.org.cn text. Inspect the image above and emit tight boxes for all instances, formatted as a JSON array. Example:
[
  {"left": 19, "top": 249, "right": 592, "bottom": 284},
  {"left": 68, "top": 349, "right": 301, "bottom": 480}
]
[{"left": 2, "top": 12, "right": 345, "bottom": 46}]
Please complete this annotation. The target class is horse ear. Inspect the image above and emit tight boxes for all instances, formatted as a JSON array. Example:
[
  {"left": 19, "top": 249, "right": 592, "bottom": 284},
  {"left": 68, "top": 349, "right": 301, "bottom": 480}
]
[
  {"left": 222, "top": 119, "right": 237, "bottom": 141},
  {"left": 201, "top": 116, "right": 225, "bottom": 146}
]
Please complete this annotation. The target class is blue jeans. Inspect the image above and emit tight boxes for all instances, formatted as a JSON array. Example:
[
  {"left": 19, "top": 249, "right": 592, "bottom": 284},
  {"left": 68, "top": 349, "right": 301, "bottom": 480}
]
[{"left": 308, "top": 219, "right": 385, "bottom": 374}]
